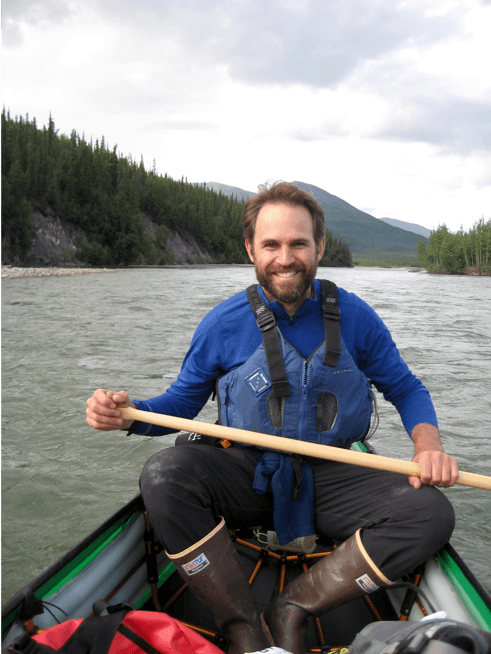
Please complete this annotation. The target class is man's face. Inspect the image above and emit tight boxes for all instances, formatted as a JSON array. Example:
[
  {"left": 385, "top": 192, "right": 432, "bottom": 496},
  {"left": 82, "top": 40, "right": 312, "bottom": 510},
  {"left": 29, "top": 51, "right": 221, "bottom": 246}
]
[{"left": 245, "top": 202, "right": 325, "bottom": 313}]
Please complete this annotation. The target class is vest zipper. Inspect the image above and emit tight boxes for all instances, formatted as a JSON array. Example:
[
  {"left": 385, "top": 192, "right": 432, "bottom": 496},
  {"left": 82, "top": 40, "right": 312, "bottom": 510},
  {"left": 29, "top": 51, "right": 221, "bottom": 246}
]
[{"left": 299, "top": 359, "right": 310, "bottom": 440}]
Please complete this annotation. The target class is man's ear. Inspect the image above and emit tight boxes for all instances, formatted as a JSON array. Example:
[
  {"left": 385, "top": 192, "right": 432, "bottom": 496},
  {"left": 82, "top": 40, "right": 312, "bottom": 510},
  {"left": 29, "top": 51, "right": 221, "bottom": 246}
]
[
  {"left": 245, "top": 240, "right": 255, "bottom": 263},
  {"left": 316, "top": 239, "right": 326, "bottom": 262}
]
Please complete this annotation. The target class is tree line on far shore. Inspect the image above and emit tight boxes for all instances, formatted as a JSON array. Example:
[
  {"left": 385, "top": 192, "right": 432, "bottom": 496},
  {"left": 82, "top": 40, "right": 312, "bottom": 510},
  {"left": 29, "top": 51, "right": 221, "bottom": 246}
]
[
  {"left": 1, "top": 110, "right": 353, "bottom": 268},
  {"left": 417, "top": 220, "right": 491, "bottom": 274},
  {"left": 319, "top": 229, "right": 353, "bottom": 267}
]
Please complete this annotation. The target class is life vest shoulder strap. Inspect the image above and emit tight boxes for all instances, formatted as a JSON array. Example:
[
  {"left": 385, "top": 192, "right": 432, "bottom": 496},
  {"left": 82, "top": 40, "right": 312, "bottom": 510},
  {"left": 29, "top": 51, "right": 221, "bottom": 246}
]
[
  {"left": 246, "top": 285, "right": 290, "bottom": 398},
  {"left": 319, "top": 279, "right": 341, "bottom": 367}
]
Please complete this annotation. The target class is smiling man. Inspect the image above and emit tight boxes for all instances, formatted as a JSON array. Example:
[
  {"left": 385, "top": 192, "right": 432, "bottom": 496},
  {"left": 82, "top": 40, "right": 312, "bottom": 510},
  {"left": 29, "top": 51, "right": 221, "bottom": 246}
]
[
  {"left": 87, "top": 182, "right": 458, "bottom": 654},
  {"left": 245, "top": 202, "right": 324, "bottom": 312}
]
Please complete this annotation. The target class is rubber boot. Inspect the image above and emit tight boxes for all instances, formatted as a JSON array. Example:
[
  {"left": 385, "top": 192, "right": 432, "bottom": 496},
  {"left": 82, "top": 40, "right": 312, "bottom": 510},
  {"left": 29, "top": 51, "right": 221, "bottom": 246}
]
[
  {"left": 167, "top": 518, "right": 270, "bottom": 654},
  {"left": 264, "top": 529, "right": 393, "bottom": 654}
]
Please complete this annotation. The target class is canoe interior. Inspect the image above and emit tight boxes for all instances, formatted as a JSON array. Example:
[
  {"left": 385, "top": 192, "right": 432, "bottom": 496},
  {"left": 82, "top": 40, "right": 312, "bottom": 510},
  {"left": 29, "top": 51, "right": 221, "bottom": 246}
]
[{"left": 3, "top": 495, "right": 491, "bottom": 653}]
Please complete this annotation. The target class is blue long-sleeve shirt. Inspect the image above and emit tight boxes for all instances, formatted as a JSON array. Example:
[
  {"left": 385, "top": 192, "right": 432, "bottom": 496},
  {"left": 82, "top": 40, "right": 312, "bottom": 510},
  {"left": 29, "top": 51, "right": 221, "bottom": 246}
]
[{"left": 133, "top": 279, "right": 437, "bottom": 437}]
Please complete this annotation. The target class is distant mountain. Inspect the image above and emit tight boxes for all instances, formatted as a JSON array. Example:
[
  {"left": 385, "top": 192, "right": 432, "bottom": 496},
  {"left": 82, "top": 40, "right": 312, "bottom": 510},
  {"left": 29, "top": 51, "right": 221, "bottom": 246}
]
[
  {"left": 205, "top": 182, "right": 256, "bottom": 202},
  {"left": 206, "top": 180, "right": 427, "bottom": 261},
  {"left": 293, "top": 182, "right": 427, "bottom": 257},
  {"left": 378, "top": 217, "right": 432, "bottom": 239}
]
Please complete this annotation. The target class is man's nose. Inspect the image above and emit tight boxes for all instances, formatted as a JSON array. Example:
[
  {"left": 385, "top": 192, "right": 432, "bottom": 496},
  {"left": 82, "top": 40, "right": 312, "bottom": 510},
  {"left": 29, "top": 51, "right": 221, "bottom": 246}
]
[{"left": 276, "top": 245, "right": 294, "bottom": 266}]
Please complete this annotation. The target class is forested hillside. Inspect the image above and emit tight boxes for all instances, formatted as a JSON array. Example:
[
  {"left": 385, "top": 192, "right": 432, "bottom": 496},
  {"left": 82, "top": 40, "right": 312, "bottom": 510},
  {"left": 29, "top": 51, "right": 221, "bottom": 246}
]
[
  {"left": 205, "top": 182, "right": 255, "bottom": 202},
  {"left": 1, "top": 111, "right": 249, "bottom": 266},
  {"left": 294, "top": 182, "right": 427, "bottom": 262},
  {"left": 417, "top": 221, "right": 491, "bottom": 274}
]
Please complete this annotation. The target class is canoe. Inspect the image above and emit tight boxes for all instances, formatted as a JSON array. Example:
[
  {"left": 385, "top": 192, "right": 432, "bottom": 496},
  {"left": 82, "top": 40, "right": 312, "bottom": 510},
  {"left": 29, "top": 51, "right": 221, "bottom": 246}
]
[{"left": 2, "top": 493, "right": 491, "bottom": 653}]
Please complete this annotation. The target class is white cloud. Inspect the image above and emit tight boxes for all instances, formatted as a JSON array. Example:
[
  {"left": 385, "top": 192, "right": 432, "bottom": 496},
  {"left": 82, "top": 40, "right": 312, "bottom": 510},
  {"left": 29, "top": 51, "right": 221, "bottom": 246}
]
[
  {"left": 143, "top": 120, "right": 218, "bottom": 133},
  {"left": 2, "top": 0, "right": 74, "bottom": 46},
  {"left": 141, "top": 0, "right": 462, "bottom": 89}
]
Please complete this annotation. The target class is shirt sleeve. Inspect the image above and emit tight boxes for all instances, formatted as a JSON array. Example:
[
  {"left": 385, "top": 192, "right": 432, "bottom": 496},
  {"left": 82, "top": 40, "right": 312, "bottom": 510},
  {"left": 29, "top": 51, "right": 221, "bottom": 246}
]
[
  {"left": 341, "top": 292, "right": 438, "bottom": 436},
  {"left": 132, "top": 308, "right": 225, "bottom": 436}
]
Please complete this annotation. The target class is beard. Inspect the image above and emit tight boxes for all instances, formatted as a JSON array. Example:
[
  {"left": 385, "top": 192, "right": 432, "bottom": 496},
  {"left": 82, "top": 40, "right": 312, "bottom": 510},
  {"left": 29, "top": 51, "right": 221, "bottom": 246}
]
[{"left": 255, "top": 261, "right": 318, "bottom": 305}]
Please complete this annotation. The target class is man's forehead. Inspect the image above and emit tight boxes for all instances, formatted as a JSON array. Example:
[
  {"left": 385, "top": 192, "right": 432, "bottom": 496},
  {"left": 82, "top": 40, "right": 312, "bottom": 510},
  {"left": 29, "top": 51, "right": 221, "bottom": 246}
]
[
  {"left": 257, "top": 201, "right": 308, "bottom": 216},
  {"left": 255, "top": 202, "right": 315, "bottom": 237}
]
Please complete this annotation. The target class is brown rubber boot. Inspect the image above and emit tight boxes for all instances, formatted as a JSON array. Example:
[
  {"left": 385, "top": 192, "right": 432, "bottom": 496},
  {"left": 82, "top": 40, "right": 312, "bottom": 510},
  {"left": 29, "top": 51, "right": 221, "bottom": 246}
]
[
  {"left": 264, "top": 529, "right": 393, "bottom": 654},
  {"left": 167, "top": 518, "right": 270, "bottom": 654}
]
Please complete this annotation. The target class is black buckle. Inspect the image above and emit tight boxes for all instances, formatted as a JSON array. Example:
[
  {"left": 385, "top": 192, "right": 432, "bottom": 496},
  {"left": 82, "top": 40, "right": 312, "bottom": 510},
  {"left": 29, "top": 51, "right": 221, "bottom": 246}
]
[
  {"left": 322, "top": 305, "right": 341, "bottom": 320},
  {"left": 256, "top": 309, "right": 276, "bottom": 332},
  {"left": 18, "top": 590, "right": 44, "bottom": 621}
]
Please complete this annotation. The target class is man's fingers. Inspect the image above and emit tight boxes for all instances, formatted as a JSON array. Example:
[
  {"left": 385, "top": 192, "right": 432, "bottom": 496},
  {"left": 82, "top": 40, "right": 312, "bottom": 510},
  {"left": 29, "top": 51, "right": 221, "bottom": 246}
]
[
  {"left": 451, "top": 458, "right": 460, "bottom": 486},
  {"left": 87, "top": 398, "right": 123, "bottom": 418},
  {"left": 438, "top": 456, "right": 459, "bottom": 488},
  {"left": 86, "top": 388, "right": 127, "bottom": 431},
  {"left": 86, "top": 412, "right": 122, "bottom": 430},
  {"left": 411, "top": 450, "right": 459, "bottom": 489},
  {"left": 437, "top": 457, "right": 453, "bottom": 488},
  {"left": 417, "top": 453, "right": 434, "bottom": 486},
  {"left": 105, "top": 390, "right": 129, "bottom": 407},
  {"left": 86, "top": 406, "right": 124, "bottom": 429}
]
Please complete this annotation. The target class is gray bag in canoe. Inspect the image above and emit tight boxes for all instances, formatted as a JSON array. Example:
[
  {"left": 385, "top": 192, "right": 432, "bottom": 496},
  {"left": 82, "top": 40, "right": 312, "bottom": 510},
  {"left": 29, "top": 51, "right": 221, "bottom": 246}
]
[{"left": 347, "top": 617, "right": 491, "bottom": 654}]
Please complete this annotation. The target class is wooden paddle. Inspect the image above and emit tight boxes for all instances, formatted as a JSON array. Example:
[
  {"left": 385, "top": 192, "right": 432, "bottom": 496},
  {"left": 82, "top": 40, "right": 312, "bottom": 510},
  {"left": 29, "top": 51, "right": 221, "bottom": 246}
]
[{"left": 119, "top": 405, "right": 491, "bottom": 491}]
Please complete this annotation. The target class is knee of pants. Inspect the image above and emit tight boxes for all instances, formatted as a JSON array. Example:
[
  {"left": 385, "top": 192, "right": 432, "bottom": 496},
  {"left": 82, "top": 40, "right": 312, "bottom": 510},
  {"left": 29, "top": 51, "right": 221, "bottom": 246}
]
[
  {"left": 365, "top": 485, "right": 456, "bottom": 580},
  {"left": 139, "top": 446, "right": 205, "bottom": 502},
  {"left": 139, "top": 446, "right": 220, "bottom": 552},
  {"left": 410, "top": 485, "right": 455, "bottom": 550}
]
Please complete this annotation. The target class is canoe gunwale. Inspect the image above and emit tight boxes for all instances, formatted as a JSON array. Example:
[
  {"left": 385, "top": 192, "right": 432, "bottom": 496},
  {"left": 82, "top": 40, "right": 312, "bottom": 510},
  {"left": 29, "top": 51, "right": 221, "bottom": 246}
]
[{"left": 442, "top": 542, "right": 491, "bottom": 614}]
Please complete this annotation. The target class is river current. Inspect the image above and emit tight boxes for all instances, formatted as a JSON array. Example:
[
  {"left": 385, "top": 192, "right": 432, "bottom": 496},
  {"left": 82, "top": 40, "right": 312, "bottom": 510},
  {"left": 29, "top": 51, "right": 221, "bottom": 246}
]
[{"left": 2, "top": 266, "right": 490, "bottom": 602}]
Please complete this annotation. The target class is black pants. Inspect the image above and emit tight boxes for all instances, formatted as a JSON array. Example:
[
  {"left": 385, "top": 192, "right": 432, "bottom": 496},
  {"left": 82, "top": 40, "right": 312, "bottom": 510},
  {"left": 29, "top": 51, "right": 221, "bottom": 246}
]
[{"left": 139, "top": 444, "right": 455, "bottom": 581}]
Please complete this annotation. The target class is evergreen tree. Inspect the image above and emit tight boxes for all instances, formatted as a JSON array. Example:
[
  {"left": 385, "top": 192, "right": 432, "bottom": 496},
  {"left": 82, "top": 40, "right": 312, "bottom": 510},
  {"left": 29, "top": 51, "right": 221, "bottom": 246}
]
[
  {"left": 418, "top": 221, "right": 491, "bottom": 274},
  {"left": 319, "top": 228, "right": 353, "bottom": 267},
  {"left": 1, "top": 161, "right": 33, "bottom": 261}
]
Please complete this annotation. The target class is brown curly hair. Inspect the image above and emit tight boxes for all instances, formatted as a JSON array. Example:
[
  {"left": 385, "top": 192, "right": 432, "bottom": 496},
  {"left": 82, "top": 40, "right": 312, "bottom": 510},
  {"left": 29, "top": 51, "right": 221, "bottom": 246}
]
[{"left": 243, "top": 181, "right": 325, "bottom": 249}]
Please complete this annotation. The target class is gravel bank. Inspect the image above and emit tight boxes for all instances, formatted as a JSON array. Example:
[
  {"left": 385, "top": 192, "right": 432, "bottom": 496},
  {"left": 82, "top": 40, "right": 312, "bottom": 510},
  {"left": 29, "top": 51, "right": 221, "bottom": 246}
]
[{"left": 2, "top": 266, "right": 129, "bottom": 280}]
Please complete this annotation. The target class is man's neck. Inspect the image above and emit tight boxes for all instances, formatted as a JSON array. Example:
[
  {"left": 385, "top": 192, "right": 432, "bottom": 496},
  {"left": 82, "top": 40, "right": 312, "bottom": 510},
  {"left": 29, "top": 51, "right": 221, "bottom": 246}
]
[{"left": 262, "top": 285, "right": 313, "bottom": 317}]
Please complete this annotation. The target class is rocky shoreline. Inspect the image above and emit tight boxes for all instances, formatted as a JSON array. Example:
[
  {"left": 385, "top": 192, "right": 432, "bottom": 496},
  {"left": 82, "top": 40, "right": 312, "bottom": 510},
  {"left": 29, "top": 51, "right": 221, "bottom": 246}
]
[{"left": 1, "top": 266, "right": 129, "bottom": 280}]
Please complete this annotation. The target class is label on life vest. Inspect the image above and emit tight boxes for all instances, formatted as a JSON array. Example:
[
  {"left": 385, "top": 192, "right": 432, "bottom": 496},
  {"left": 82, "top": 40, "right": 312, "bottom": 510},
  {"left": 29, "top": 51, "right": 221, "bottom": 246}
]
[
  {"left": 182, "top": 553, "right": 210, "bottom": 575},
  {"left": 246, "top": 368, "right": 270, "bottom": 395},
  {"left": 355, "top": 573, "right": 379, "bottom": 593}
]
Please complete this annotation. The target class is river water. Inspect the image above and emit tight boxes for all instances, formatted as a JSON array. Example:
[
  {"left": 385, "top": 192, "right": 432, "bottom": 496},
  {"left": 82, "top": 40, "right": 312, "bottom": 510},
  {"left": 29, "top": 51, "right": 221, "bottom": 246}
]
[{"left": 2, "top": 266, "right": 491, "bottom": 603}]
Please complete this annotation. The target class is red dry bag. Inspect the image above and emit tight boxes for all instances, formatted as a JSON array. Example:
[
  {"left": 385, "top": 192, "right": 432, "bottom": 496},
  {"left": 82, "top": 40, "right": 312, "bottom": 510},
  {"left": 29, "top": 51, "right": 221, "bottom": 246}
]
[{"left": 8, "top": 604, "right": 224, "bottom": 654}]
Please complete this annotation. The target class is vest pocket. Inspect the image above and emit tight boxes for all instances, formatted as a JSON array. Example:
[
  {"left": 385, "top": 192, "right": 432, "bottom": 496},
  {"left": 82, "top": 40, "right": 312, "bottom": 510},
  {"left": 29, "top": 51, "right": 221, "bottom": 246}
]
[
  {"left": 315, "top": 392, "right": 338, "bottom": 431},
  {"left": 268, "top": 393, "right": 285, "bottom": 429}
]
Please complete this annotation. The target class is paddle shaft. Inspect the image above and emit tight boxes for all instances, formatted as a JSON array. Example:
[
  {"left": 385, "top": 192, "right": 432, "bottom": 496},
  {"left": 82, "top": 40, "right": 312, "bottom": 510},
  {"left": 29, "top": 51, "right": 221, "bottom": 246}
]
[{"left": 120, "top": 406, "right": 491, "bottom": 491}]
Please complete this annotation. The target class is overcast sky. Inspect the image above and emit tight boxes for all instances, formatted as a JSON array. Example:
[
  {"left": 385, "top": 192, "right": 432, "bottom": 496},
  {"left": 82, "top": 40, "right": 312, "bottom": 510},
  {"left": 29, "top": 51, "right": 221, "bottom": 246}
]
[{"left": 3, "top": 0, "right": 490, "bottom": 232}]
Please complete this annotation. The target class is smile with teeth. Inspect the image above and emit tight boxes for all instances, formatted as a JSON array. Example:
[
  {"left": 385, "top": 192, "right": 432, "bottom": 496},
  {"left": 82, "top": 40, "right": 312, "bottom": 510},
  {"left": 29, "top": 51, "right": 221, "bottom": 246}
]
[{"left": 275, "top": 270, "right": 298, "bottom": 278}]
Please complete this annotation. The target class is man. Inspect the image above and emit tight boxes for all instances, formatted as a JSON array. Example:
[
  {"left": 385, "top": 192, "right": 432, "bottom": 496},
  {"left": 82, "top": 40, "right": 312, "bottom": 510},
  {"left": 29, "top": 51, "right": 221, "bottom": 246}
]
[{"left": 87, "top": 182, "right": 458, "bottom": 654}]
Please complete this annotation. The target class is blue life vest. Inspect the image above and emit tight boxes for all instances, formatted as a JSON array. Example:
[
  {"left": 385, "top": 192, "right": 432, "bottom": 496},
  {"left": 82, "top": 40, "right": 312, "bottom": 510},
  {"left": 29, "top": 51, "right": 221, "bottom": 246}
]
[{"left": 216, "top": 282, "right": 373, "bottom": 448}]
